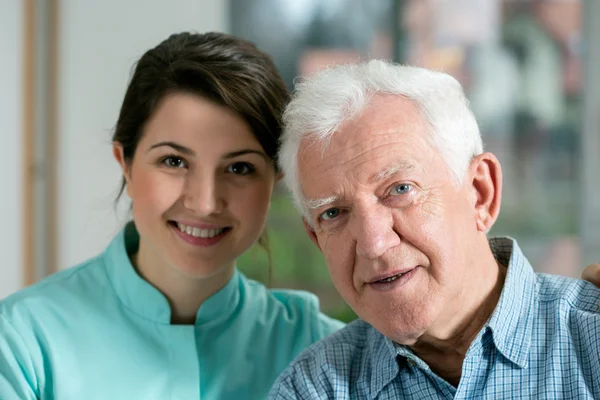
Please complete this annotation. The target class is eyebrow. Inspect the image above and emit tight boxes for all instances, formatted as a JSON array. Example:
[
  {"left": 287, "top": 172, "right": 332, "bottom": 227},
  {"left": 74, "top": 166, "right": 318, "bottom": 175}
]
[
  {"left": 306, "top": 195, "right": 341, "bottom": 210},
  {"left": 223, "top": 149, "right": 268, "bottom": 160},
  {"left": 147, "top": 142, "right": 268, "bottom": 160},
  {"left": 370, "top": 161, "right": 416, "bottom": 183},
  {"left": 148, "top": 141, "right": 195, "bottom": 155},
  {"left": 304, "top": 161, "right": 417, "bottom": 211}
]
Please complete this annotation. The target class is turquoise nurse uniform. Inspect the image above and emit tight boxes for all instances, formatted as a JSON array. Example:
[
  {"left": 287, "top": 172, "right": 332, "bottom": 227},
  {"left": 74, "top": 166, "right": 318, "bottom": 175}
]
[{"left": 0, "top": 223, "right": 344, "bottom": 399}]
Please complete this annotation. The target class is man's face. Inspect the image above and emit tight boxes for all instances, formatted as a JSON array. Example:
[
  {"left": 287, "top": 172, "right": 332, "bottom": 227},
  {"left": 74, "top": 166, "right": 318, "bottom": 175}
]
[{"left": 299, "top": 95, "right": 490, "bottom": 343}]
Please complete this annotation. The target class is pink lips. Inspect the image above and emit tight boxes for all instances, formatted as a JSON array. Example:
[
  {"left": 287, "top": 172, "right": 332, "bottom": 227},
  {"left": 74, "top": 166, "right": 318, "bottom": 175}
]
[
  {"left": 368, "top": 267, "right": 417, "bottom": 284},
  {"left": 366, "top": 266, "right": 420, "bottom": 293}
]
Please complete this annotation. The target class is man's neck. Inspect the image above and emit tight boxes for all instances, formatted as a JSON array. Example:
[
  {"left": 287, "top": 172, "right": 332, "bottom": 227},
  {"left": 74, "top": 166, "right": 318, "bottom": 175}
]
[
  {"left": 410, "top": 253, "right": 507, "bottom": 387},
  {"left": 133, "top": 240, "right": 235, "bottom": 325}
]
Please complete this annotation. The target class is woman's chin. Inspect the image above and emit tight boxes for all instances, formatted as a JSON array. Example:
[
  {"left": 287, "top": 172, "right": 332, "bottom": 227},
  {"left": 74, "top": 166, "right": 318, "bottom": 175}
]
[{"left": 170, "top": 259, "right": 235, "bottom": 280}]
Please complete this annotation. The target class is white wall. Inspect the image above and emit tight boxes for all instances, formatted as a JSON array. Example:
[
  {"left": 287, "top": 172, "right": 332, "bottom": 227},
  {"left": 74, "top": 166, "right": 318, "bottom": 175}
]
[
  {"left": 0, "top": 2, "right": 23, "bottom": 298},
  {"left": 58, "top": 0, "right": 229, "bottom": 268}
]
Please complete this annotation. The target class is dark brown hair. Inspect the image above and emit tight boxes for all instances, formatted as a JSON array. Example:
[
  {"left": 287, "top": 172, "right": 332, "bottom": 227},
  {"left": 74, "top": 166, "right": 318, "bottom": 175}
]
[{"left": 113, "top": 31, "right": 289, "bottom": 197}]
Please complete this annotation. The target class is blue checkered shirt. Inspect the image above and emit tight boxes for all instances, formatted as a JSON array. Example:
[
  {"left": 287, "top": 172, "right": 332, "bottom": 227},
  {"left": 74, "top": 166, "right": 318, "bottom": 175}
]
[{"left": 269, "top": 237, "right": 600, "bottom": 399}]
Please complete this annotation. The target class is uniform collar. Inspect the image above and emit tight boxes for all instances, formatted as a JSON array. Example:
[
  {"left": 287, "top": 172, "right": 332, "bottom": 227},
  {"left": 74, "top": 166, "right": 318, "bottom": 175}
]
[{"left": 103, "top": 222, "right": 241, "bottom": 326}]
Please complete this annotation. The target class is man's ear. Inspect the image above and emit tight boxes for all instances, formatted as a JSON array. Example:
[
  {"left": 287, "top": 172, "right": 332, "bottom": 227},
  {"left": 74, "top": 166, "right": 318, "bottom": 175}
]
[
  {"left": 302, "top": 218, "right": 321, "bottom": 250},
  {"left": 469, "top": 152, "right": 502, "bottom": 232}
]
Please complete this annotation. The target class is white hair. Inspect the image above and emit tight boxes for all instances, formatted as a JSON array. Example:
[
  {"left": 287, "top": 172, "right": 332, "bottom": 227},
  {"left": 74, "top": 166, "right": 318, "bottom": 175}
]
[{"left": 279, "top": 60, "right": 484, "bottom": 220}]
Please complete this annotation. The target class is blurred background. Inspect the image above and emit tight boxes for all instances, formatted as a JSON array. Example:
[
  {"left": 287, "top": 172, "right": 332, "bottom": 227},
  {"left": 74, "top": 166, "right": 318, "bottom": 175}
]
[{"left": 1, "top": 0, "right": 599, "bottom": 322}]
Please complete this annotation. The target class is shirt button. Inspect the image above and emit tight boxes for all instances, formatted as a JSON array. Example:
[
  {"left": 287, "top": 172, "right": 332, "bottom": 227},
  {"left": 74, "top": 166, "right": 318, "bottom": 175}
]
[{"left": 407, "top": 359, "right": 417, "bottom": 367}]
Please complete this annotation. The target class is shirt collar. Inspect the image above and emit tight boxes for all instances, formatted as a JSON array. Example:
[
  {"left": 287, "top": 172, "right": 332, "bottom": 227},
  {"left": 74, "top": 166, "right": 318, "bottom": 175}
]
[
  {"left": 485, "top": 236, "right": 537, "bottom": 368},
  {"left": 367, "top": 325, "right": 400, "bottom": 397},
  {"left": 103, "top": 222, "right": 241, "bottom": 326}
]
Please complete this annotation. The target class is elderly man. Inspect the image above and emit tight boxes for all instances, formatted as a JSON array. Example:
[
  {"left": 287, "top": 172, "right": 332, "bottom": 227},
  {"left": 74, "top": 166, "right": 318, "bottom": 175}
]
[{"left": 269, "top": 61, "right": 600, "bottom": 399}]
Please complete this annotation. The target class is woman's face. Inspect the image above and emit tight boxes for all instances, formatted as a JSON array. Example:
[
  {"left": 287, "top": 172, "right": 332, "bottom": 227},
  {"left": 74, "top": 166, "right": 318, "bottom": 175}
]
[{"left": 114, "top": 92, "right": 277, "bottom": 279}]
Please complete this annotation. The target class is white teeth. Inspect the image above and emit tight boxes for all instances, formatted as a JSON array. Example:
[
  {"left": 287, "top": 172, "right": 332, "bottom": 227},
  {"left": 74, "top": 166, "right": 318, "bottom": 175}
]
[
  {"left": 378, "top": 273, "right": 404, "bottom": 283},
  {"left": 176, "top": 223, "right": 225, "bottom": 238}
]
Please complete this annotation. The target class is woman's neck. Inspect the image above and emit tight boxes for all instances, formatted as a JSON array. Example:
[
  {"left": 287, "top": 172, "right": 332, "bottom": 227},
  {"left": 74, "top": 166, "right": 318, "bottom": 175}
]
[{"left": 132, "top": 240, "right": 235, "bottom": 325}]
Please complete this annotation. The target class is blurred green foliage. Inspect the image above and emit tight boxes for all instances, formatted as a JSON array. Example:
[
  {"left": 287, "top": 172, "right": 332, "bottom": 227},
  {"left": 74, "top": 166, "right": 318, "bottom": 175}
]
[{"left": 238, "top": 184, "right": 357, "bottom": 323}]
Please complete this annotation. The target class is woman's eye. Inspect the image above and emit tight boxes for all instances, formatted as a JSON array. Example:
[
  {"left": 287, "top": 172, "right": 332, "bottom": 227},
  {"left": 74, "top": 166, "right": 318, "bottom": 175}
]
[
  {"left": 227, "top": 162, "right": 255, "bottom": 175},
  {"left": 162, "top": 156, "right": 186, "bottom": 168},
  {"left": 390, "top": 183, "right": 412, "bottom": 196},
  {"left": 320, "top": 208, "right": 340, "bottom": 221}
]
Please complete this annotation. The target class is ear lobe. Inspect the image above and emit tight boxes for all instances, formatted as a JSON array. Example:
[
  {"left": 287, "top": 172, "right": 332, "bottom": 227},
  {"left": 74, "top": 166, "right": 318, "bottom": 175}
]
[
  {"left": 470, "top": 153, "right": 502, "bottom": 232},
  {"left": 113, "top": 142, "right": 127, "bottom": 171},
  {"left": 113, "top": 142, "right": 131, "bottom": 180},
  {"left": 113, "top": 142, "right": 134, "bottom": 198},
  {"left": 302, "top": 218, "right": 322, "bottom": 251}
]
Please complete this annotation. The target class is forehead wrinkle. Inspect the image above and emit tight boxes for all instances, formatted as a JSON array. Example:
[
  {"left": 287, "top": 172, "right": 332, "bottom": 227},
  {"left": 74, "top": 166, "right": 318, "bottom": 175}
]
[
  {"left": 325, "top": 139, "right": 411, "bottom": 173},
  {"left": 300, "top": 121, "right": 428, "bottom": 212},
  {"left": 346, "top": 143, "right": 418, "bottom": 180},
  {"left": 303, "top": 141, "right": 420, "bottom": 205}
]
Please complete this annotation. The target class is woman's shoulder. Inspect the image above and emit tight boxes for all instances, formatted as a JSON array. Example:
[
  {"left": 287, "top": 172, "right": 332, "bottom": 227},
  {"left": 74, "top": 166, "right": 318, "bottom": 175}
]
[
  {"left": 239, "top": 274, "right": 346, "bottom": 340},
  {"left": 0, "top": 254, "right": 109, "bottom": 321},
  {"left": 241, "top": 274, "right": 320, "bottom": 314}
]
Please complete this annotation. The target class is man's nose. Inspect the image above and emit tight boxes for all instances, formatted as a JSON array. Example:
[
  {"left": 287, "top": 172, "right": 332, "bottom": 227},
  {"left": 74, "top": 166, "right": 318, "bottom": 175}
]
[{"left": 351, "top": 203, "right": 400, "bottom": 260}]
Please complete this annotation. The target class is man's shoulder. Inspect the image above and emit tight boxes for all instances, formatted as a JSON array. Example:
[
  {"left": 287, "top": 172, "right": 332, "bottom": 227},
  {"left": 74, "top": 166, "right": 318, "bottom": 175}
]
[
  {"left": 536, "top": 273, "right": 600, "bottom": 313},
  {"left": 534, "top": 272, "right": 600, "bottom": 346},
  {"left": 290, "top": 318, "right": 372, "bottom": 362},
  {"left": 530, "top": 273, "right": 600, "bottom": 393},
  {"left": 269, "top": 318, "right": 402, "bottom": 399}
]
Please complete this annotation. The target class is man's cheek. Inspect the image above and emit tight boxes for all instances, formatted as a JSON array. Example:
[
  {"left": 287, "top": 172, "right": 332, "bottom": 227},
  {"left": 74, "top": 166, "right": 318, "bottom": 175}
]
[{"left": 319, "top": 232, "right": 336, "bottom": 253}]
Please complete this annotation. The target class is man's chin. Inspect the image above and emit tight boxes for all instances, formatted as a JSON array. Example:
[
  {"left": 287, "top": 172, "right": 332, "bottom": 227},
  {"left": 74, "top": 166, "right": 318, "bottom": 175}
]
[
  {"left": 383, "top": 325, "right": 429, "bottom": 346},
  {"left": 358, "top": 302, "right": 435, "bottom": 344}
]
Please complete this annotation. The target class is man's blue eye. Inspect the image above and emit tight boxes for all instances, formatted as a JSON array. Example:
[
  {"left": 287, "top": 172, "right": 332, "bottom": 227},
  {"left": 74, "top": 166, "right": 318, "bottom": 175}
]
[
  {"left": 391, "top": 183, "right": 411, "bottom": 196},
  {"left": 320, "top": 208, "right": 340, "bottom": 221}
]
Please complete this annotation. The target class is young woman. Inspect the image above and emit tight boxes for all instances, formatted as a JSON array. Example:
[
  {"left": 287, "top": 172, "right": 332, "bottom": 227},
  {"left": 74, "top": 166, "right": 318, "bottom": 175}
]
[{"left": 0, "top": 32, "right": 344, "bottom": 400}]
